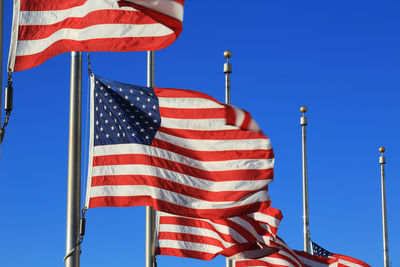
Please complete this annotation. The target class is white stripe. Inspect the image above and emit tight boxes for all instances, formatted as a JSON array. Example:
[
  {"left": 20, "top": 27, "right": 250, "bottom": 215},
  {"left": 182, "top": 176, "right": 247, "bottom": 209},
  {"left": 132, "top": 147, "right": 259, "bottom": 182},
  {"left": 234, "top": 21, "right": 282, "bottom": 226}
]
[
  {"left": 16, "top": 23, "right": 173, "bottom": 56},
  {"left": 93, "top": 144, "right": 273, "bottom": 171},
  {"left": 227, "top": 217, "right": 271, "bottom": 245},
  {"left": 231, "top": 105, "right": 245, "bottom": 127},
  {"left": 249, "top": 212, "right": 281, "bottom": 228},
  {"left": 158, "top": 97, "right": 223, "bottom": 109},
  {"left": 160, "top": 117, "right": 236, "bottom": 131},
  {"left": 158, "top": 239, "right": 222, "bottom": 254},
  {"left": 92, "top": 164, "right": 270, "bottom": 192},
  {"left": 159, "top": 224, "right": 235, "bottom": 248},
  {"left": 88, "top": 185, "right": 270, "bottom": 210},
  {"left": 7, "top": 0, "right": 20, "bottom": 71},
  {"left": 156, "top": 131, "right": 272, "bottom": 151},
  {"left": 124, "top": 0, "right": 184, "bottom": 21},
  {"left": 337, "top": 258, "right": 365, "bottom": 267},
  {"left": 19, "top": 0, "right": 123, "bottom": 25},
  {"left": 297, "top": 255, "right": 327, "bottom": 267}
]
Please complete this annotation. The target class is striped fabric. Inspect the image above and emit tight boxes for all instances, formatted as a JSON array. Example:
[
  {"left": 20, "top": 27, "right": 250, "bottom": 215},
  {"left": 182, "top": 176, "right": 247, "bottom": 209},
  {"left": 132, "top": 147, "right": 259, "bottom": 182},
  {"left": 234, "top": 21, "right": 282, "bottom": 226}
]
[
  {"left": 295, "top": 249, "right": 371, "bottom": 267},
  {"left": 235, "top": 237, "right": 305, "bottom": 267},
  {"left": 8, "top": 0, "right": 184, "bottom": 71},
  {"left": 156, "top": 207, "right": 283, "bottom": 260},
  {"left": 85, "top": 74, "right": 274, "bottom": 219}
]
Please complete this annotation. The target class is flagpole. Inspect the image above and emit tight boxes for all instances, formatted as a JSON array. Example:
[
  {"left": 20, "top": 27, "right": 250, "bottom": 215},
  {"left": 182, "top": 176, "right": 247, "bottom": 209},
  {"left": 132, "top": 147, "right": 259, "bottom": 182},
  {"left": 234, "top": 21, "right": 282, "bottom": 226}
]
[
  {"left": 379, "top": 146, "right": 389, "bottom": 267},
  {"left": 224, "top": 50, "right": 233, "bottom": 267},
  {"left": 300, "top": 106, "right": 311, "bottom": 253},
  {"left": 65, "top": 51, "right": 82, "bottom": 267},
  {"left": 146, "top": 50, "right": 156, "bottom": 267}
]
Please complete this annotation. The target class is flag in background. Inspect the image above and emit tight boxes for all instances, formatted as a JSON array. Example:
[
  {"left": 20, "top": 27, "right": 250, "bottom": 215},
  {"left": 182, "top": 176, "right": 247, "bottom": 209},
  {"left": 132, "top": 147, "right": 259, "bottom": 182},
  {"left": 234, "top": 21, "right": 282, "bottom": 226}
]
[
  {"left": 294, "top": 242, "right": 371, "bottom": 267},
  {"left": 85, "top": 74, "right": 274, "bottom": 219},
  {"left": 8, "top": 0, "right": 184, "bottom": 71},
  {"left": 156, "top": 207, "right": 283, "bottom": 260},
  {"left": 234, "top": 237, "right": 305, "bottom": 267}
]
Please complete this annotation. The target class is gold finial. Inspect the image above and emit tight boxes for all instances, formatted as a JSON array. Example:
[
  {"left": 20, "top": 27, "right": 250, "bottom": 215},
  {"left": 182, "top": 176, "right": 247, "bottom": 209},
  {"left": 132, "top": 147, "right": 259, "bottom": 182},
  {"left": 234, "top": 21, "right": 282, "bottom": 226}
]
[
  {"left": 379, "top": 146, "right": 385, "bottom": 153},
  {"left": 224, "top": 50, "right": 232, "bottom": 60},
  {"left": 300, "top": 106, "right": 307, "bottom": 114}
]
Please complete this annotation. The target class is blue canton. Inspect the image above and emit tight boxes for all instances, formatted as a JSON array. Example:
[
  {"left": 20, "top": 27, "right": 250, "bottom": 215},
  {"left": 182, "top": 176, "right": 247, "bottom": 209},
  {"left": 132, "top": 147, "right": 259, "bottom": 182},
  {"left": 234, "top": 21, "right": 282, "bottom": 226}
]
[
  {"left": 93, "top": 75, "right": 161, "bottom": 146},
  {"left": 312, "top": 242, "right": 333, "bottom": 257}
]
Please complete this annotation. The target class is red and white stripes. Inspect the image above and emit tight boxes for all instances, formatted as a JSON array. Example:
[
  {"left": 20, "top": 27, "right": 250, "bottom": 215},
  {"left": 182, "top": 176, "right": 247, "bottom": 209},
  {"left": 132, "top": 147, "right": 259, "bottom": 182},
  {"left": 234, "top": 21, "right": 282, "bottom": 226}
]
[
  {"left": 156, "top": 207, "right": 283, "bottom": 260},
  {"left": 8, "top": 0, "right": 184, "bottom": 71}
]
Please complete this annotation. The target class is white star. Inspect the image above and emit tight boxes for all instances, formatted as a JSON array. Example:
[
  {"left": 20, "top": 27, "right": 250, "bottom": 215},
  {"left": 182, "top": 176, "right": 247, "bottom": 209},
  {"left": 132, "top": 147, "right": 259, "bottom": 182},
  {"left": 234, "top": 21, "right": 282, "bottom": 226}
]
[
  {"left": 118, "top": 112, "right": 122, "bottom": 116},
  {"left": 106, "top": 134, "right": 109, "bottom": 138},
  {"left": 140, "top": 91, "right": 144, "bottom": 95},
  {"left": 117, "top": 133, "right": 120, "bottom": 137},
  {"left": 153, "top": 119, "right": 158, "bottom": 123},
  {"left": 96, "top": 135, "right": 99, "bottom": 139},
  {"left": 122, "top": 119, "right": 126, "bottom": 123},
  {"left": 100, "top": 86, "right": 104, "bottom": 90},
  {"left": 130, "top": 103, "right": 134, "bottom": 106},
  {"left": 145, "top": 121, "right": 149, "bottom": 124},
  {"left": 145, "top": 136, "right": 150, "bottom": 139},
  {"left": 96, "top": 107, "right": 99, "bottom": 111},
  {"left": 131, "top": 133, "right": 136, "bottom": 137},
  {"left": 99, "top": 113, "right": 103, "bottom": 117},
  {"left": 119, "top": 88, "right": 123, "bottom": 92},
  {"left": 111, "top": 126, "right": 115, "bottom": 130},
  {"left": 149, "top": 92, "right": 153, "bottom": 96},
  {"left": 123, "top": 133, "right": 126, "bottom": 137},
  {"left": 113, "top": 105, "right": 117, "bottom": 109},
  {"left": 96, "top": 120, "right": 99, "bottom": 125},
  {"left": 136, "top": 122, "right": 140, "bottom": 125},
  {"left": 147, "top": 98, "right": 151, "bottom": 102},
  {"left": 127, "top": 126, "right": 131, "bottom": 130},
  {"left": 109, "top": 112, "right": 112, "bottom": 116},
  {"left": 130, "top": 115, "right": 135, "bottom": 119},
  {"left": 105, "top": 119, "right": 108, "bottom": 124},
  {"left": 140, "top": 128, "right": 145, "bottom": 132},
  {"left": 149, "top": 126, "right": 154, "bottom": 130},
  {"left": 104, "top": 105, "right": 107, "bottom": 110},
  {"left": 100, "top": 127, "right": 103, "bottom": 131},
  {"left": 99, "top": 99, "right": 102, "bottom": 103},
  {"left": 153, "top": 105, "right": 156, "bottom": 110},
  {"left": 105, "top": 93, "right": 108, "bottom": 96},
  {"left": 107, "top": 85, "right": 111, "bottom": 89},
  {"left": 96, "top": 81, "right": 99, "bottom": 84},
  {"left": 125, "top": 95, "right": 129, "bottom": 99},
  {"left": 130, "top": 89, "right": 133, "bottom": 94},
  {"left": 109, "top": 99, "right": 112, "bottom": 103},
  {"left": 136, "top": 97, "right": 140, "bottom": 101},
  {"left": 95, "top": 93, "right": 98, "bottom": 97},
  {"left": 148, "top": 112, "right": 152, "bottom": 116},
  {"left": 142, "top": 105, "right": 146, "bottom": 109}
]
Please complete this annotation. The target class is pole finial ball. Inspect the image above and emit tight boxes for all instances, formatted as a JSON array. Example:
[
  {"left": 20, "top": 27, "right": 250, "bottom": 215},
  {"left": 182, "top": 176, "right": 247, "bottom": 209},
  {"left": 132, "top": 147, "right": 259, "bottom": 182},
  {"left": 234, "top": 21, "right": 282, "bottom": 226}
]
[
  {"left": 300, "top": 106, "right": 307, "bottom": 114},
  {"left": 379, "top": 146, "right": 385, "bottom": 153},
  {"left": 224, "top": 50, "right": 232, "bottom": 59}
]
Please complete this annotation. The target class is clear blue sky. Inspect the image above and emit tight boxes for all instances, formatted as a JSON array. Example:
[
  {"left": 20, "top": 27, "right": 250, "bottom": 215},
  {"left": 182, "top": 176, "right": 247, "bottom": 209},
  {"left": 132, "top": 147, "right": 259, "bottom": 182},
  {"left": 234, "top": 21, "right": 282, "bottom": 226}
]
[{"left": 0, "top": 1, "right": 399, "bottom": 266}]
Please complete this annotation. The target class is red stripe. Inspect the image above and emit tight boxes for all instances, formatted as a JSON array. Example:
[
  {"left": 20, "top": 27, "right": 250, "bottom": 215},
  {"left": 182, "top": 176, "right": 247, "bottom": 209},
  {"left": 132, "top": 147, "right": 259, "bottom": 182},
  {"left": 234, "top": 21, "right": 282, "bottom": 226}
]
[
  {"left": 158, "top": 127, "right": 268, "bottom": 140},
  {"left": 158, "top": 232, "right": 226, "bottom": 249},
  {"left": 20, "top": 0, "right": 87, "bottom": 11},
  {"left": 18, "top": 10, "right": 158, "bottom": 40},
  {"left": 89, "top": 196, "right": 271, "bottom": 219},
  {"left": 241, "top": 109, "right": 252, "bottom": 130},
  {"left": 159, "top": 107, "right": 225, "bottom": 119},
  {"left": 154, "top": 87, "right": 219, "bottom": 102},
  {"left": 14, "top": 35, "right": 175, "bottom": 71},
  {"left": 225, "top": 104, "right": 236, "bottom": 126},
  {"left": 91, "top": 174, "right": 264, "bottom": 201},
  {"left": 156, "top": 247, "right": 216, "bottom": 261},
  {"left": 93, "top": 154, "right": 272, "bottom": 181},
  {"left": 152, "top": 138, "right": 274, "bottom": 162},
  {"left": 160, "top": 216, "right": 239, "bottom": 243}
]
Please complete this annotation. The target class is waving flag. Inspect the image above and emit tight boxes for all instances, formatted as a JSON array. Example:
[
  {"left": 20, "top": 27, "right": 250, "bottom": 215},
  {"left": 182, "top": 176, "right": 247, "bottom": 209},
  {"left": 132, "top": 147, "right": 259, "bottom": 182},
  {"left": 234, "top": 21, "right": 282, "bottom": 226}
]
[
  {"left": 156, "top": 207, "right": 282, "bottom": 260},
  {"left": 294, "top": 242, "right": 371, "bottom": 267},
  {"left": 235, "top": 237, "right": 305, "bottom": 267},
  {"left": 8, "top": 0, "right": 184, "bottom": 71},
  {"left": 85, "top": 74, "right": 274, "bottom": 219}
]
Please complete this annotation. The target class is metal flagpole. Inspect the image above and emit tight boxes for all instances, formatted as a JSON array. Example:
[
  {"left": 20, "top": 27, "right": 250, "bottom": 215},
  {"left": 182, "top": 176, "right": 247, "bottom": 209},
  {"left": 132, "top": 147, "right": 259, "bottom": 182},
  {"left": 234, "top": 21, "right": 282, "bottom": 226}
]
[
  {"left": 224, "top": 50, "right": 233, "bottom": 267},
  {"left": 146, "top": 50, "right": 156, "bottom": 267},
  {"left": 379, "top": 146, "right": 389, "bottom": 267},
  {"left": 65, "top": 51, "right": 82, "bottom": 267},
  {"left": 300, "top": 106, "right": 311, "bottom": 253}
]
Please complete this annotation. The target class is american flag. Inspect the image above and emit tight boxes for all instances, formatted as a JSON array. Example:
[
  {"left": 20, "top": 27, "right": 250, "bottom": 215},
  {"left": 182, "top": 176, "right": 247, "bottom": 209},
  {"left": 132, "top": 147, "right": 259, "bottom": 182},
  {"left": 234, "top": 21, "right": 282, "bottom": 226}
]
[
  {"left": 235, "top": 237, "right": 305, "bottom": 267},
  {"left": 85, "top": 74, "right": 274, "bottom": 219},
  {"left": 156, "top": 207, "right": 283, "bottom": 260},
  {"left": 294, "top": 242, "right": 371, "bottom": 267},
  {"left": 8, "top": 0, "right": 184, "bottom": 71}
]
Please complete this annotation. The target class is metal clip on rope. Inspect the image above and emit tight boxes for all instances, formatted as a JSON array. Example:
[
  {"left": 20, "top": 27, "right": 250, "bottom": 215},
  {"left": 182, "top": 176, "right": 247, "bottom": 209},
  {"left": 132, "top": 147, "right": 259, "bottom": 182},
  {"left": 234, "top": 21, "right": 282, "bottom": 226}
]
[
  {"left": 0, "top": 73, "right": 13, "bottom": 143},
  {"left": 63, "top": 208, "right": 87, "bottom": 262}
]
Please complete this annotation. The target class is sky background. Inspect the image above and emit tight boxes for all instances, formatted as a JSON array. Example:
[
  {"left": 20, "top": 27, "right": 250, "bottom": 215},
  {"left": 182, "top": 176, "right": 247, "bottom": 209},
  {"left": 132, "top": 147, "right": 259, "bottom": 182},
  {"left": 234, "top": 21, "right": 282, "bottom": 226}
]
[{"left": 0, "top": 1, "right": 399, "bottom": 267}]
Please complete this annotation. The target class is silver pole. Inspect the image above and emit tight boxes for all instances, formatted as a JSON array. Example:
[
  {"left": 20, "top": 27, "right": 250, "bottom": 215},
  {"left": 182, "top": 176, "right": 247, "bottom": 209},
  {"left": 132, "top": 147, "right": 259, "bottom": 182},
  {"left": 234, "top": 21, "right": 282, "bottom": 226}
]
[
  {"left": 65, "top": 51, "right": 82, "bottom": 267},
  {"left": 300, "top": 106, "right": 311, "bottom": 253},
  {"left": 224, "top": 50, "right": 233, "bottom": 267},
  {"left": 379, "top": 147, "right": 389, "bottom": 267},
  {"left": 146, "top": 51, "right": 156, "bottom": 267}
]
